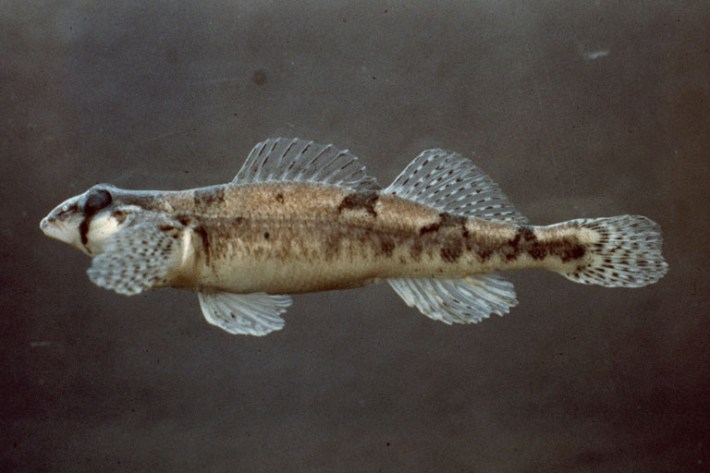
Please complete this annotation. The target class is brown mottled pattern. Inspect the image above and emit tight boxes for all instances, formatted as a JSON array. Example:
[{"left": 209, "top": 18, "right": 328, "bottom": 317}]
[
  {"left": 337, "top": 192, "right": 379, "bottom": 217},
  {"left": 192, "top": 186, "right": 226, "bottom": 211},
  {"left": 111, "top": 209, "right": 127, "bottom": 224},
  {"left": 107, "top": 183, "right": 591, "bottom": 294},
  {"left": 502, "top": 226, "right": 586, "bottom": 264}
]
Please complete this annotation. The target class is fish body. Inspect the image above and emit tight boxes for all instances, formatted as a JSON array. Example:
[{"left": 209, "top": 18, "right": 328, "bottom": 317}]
[
  {"left": 166, "top": 183, "right": 587, "bottom": 293},
  {"left": 40, "top": 138, "right": 668, "bottom": 335}
]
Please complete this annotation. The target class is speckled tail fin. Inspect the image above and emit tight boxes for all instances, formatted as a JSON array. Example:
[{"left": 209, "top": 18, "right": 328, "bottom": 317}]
[
  {"left": 560, "top": 215, "right": 668, "bottom": 287},
  {"left": 385, "top": 148, "right": 523, "bottom": 324}
]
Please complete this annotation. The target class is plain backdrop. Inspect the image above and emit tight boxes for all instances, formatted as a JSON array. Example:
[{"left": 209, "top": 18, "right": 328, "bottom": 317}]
[{"left": 2, "top": 1, "right": 708, "bottom": 471}]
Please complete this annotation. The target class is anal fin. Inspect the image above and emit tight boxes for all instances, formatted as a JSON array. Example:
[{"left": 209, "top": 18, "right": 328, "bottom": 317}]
[
  {"left": 198, "top": 292, "right": 293, "bottom": 336},
  {"left": 388, "top": 274, "right": 518, "bottom": 324}
]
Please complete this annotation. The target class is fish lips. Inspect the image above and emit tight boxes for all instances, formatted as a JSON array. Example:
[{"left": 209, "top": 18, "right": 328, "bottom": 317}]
[{"left": 40, "top": 213, "right": 76, "bottom": 245}]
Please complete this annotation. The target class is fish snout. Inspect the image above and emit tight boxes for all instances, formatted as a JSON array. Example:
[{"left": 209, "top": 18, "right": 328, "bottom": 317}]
[
  {"left": 39, "top": 214, "right": 54, "bottom": 234},
  {"left": 39, "top": 212, "right": 76, "bottom": 245}
]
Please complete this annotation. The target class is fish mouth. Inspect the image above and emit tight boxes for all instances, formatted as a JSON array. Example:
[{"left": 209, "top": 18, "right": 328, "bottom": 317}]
[
  {"left": 39, "top": 215, "right": 51, "bottom": 231},
  {"left": 40, "top": 215, "right": 74, "bottom": 244}
]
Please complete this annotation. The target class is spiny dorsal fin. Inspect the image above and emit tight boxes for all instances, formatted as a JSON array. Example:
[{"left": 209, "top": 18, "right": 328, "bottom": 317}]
[
  {"left": 233, "top": 138, "right": 379, "bottom": 191},
  {"left": 384, "top": 149, "right": 527, "bottom": 223},
  {"left": 388, "top": 274, "right": 518, "bottom": 324},
  {"left": 198, "top": 292, "right": 293, "bottom": 336},
  {"left": 87, "top": 219, "right": 184, "bottom": 295}
]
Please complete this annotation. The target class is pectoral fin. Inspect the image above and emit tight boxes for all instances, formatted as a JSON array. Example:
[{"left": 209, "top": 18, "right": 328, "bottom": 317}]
[
  {"left": 197, "top": 292, "right": 293, "bottom": 336},
  {"left": 87, "top": 221, "right": 184, "bottom": 295}
]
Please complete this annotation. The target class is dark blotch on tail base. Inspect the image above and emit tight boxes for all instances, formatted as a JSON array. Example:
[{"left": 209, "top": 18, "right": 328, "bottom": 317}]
[{"left": 510, "top": 226, "right": 586, "bottom": 263}]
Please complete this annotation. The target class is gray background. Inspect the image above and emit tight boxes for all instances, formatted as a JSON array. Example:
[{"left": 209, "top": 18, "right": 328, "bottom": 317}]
[{"left": 2, "top": 1, "right": 708, "bottom": 471}]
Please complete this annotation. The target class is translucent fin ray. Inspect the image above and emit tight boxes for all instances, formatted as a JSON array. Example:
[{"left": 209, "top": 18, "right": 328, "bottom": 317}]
[
  {"left": 384, "top": 149, "right": 527, "bottom": 223},
  {"left": 233, "top": 137, "right": 379, "bottom": 190},
  {"left": 87, "top": 220, "right": 184, "bottom": 296},
  {"left": 561, "top": 215, "right": 668, "bottom": 287},
  {"left": 198, "top": 292, "right": 293, "bottom": 336},
  {"left": 388, "top": 274, "right": 518, "bottom": 324}
]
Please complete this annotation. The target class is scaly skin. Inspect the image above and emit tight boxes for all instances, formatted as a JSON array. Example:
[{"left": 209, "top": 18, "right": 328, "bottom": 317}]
[{"left": 127, "top": 182, "right": 591, "bottom": 294}]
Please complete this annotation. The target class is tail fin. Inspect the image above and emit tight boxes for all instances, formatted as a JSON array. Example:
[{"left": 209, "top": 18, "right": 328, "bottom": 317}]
[{"left": 561, "top": 215, "right": 668, "bottom": 288}]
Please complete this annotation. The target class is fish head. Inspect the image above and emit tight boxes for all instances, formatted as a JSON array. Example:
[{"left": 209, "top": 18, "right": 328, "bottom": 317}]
[{"left": 40, "top": 184, "right": 137, "bottom": 256}]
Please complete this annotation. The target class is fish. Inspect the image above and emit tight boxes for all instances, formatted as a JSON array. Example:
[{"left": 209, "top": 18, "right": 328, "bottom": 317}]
[{"left": 40, "top": 137, "right": 669, "bottom": 336}]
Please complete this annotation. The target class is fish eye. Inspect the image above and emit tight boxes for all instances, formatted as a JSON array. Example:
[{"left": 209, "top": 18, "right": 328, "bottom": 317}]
[{"left": 81, "top": 188, "right": 113, "bottom": 215}]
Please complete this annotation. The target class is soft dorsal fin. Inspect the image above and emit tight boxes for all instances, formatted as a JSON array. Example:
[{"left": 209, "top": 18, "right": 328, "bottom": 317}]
[
  {"left": 384, "top": 149, "right": 527, "bottom": 223},
  {"left": 233, "top": 137, "right": 379, "bottom": 190},
  {"left": 388, "top": 274, "right": 518, "bottom": 324}
]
